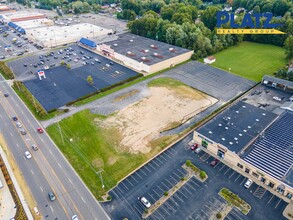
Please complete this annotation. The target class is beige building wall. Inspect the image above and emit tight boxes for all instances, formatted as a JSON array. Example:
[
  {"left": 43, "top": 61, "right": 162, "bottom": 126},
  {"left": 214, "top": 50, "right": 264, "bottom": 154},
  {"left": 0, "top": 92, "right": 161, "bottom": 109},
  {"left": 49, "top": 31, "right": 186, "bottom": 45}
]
[{"left": 193, "top": 131, "right": 293, "bottom": 203}]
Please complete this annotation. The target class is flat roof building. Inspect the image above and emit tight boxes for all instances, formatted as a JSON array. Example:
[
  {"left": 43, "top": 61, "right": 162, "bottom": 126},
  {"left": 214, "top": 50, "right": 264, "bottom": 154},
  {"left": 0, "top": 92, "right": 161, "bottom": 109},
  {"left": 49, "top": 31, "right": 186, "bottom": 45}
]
[
  {"left": 193, "top": 100, "right": 293, "bottom": 202},
  {"left": 14, "top": 18, "right": 54, "bottom": 30},
  {"left": 1, "top": 11, "right": 45, "bottom": 22},
  {"left": 97, "top": 33, "right": 193, "bottom": 74},
  {"left": 26, "top": 23, "right": 112, "bottom": 48}
]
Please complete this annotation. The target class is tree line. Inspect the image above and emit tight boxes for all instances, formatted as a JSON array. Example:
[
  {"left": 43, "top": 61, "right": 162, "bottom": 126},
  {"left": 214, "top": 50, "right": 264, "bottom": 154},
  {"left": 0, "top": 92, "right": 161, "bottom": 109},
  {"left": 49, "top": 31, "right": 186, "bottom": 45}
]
[{"left": 123, "top": 0, "right": 292, "bottom": 60}]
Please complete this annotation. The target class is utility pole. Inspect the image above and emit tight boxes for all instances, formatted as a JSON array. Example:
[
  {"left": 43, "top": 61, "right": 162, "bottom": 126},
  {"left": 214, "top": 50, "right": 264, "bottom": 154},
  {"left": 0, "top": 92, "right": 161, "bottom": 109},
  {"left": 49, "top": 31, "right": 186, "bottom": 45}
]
[
  {"left": 55, "top": 115, "right": 64, "bottom": 144},
  {"left": 96, "top": 169, "right": 104, "bottom": 190}
]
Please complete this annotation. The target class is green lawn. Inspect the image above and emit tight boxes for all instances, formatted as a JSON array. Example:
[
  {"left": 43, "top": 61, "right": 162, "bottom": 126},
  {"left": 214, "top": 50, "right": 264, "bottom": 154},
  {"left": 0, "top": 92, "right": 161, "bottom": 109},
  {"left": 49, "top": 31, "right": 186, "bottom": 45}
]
[{"left": 211, "top": 41, "right": 286, "bottom": 82}]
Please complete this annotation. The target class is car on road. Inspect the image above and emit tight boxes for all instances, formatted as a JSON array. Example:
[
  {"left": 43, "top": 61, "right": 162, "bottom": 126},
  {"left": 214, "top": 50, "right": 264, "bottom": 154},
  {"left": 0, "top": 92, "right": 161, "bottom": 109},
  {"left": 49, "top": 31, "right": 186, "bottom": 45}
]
[
  {"left": 244, "top": 179, "right": 253, "bottom": 188},
  {"left": 20, "top": 128, "right": 27, "bottom": 135},
  {"left": 16, "top": 122, "right": 22, "bottom": 128},
  {"left": 48, "top": 192, "right": 56, "bottom": 201},
  {"left": 12, "top": 116, "right": 18, "bottom": 121},
  {"left": 37, "top": 127, "right": 44, "bottom": 133},
  {"left": 31, "top": 144, "right": 38, "bottom": 151},
  {"left": 191, "top": 143, "right": 198, "bottom": 151},
  {"left": 4, "top": 93, "right": 9, "bottom": 97},
  {"left": 25, "top": 151, "right": 32, "bottom": 159},
  {"left": 140, "top": 197, "right": 151, "bottom": 208},
  {"left": 72, "top": 215, "right": 78, "bottom": 220},
  {"left": 210, "top": 159, "right": 219, "bottom": 167}
]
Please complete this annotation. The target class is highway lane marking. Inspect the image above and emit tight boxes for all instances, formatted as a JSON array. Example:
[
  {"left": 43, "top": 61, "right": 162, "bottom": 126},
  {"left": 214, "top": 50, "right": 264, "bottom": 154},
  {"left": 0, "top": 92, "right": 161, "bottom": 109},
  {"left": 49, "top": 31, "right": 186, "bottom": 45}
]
[
  {"left": 30, "top": 170, "right": 34, "bottom": 175},
  {"left": 58, "top": 163, "right": 62, "bottom": 169},
  {"left": 40, "top": 186, "right": 43, "bottom": 192},
  {"left": 68, "top": 178, "right": 73, "bottom": 184},
  {"left": 5, "top": 123, "right": 7, "bottom": 127},
  {"left": 21, "top": 110, "right": 24, "bottom": 114},
  {"left": 81, "top": 197, "right": 86, "bottom": 203},
  {"left": 10, "top": 133, "right": 13, "bottom": 137},
  {"left": 50, "top": 206, "right": 54, "bottom": 212},
  {"left": 48, "top": 149, "right": 53, "bottom": 155},
  {"left": 0, "top": 114, "right": 2, "bottom": 118},
  {"left": 40, "top": 138, "right": 45, "bottom": 144},
  {"left": 16, "top": 143, "right": 19, "bottom": 148}
]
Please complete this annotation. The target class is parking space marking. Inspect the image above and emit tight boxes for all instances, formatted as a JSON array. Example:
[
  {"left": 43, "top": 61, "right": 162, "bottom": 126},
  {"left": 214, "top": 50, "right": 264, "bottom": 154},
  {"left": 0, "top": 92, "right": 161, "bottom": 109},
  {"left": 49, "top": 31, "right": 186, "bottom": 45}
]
[
  {"left": 275, "top": 198, "right": 282, "bottom": 209},
  {"left": 116, "top": 186, "right": 124, "bottom": 194},
  {"left": 139, "top": 168, "right": 147, "bottom": 176},
  {"left": 161, "top": 181, "right": 169, "bottom": 190},
  {"left": 267, "top": 194, "right": 274, "bottom": 204},
  {"left": 157, "top": 185, "right": 165, "bottom": 193},
  {"left": 160, "top": 154, "right": 168, "bottom": 161},
  {"left": 234, "top": 173, "right": 241, "bottom": 182},
  {"left": 173, "top": 193, "right": 184, "bottom": 203},
  {"left": 168, "top": 148, "right": 176, "bottom": 154},
  {"left": 229, "top": 171, "right": 236, "bottom": 179},
  {"left": 153, "top": 189, "right": 161, "bottom": 198},
  {"left": 253, "top": 186, "right": 266, "bottom": 199},
  {"left": 143, "top": 166, "right": 152, "bottom": 173},
  {"left": 133, "top": 205, "right": 143, "bottom": 216},
  {"left": 181, "top": 185, "right": 193, "bottom": 195},
  {"left": 218, "top": 164, "right": 226, "bottom": 172},
  {"left": 165, "top": 178, "right": 174, "bottom": 187},
  {"left": 134, "top": 172, "right": 143, "bottom": 180},
  {"left": 240, "top": 177, "right": 247, "bottom": 186},
  {"left": 224, "top": 167, "right": 231, "bottom": 175},
  {"left": 168, "top": 197, "right": 180, "bottom": 207},
  {"left": 230, "top": 209, "right": 243, "bottom": 220},
  {"left": 129, "top": 175, "right": 139, "bottom": 183},
  {"left": 189, "top": 177, "right": 201, "bottom": 187},
  {"left": 152, "top": 160, "right": 160, "bottom": 167},
  {"left": 156, "top": 157, "right": 164, "bottom": 164},
  {"left": 147, "top": 163, "right": 156, "bottom": 170},
  {"left": 158, "top": 204, "right": 169, "bottom": 217},
  {"left": 177, "top": 190, "right": 188, "bottom": 199},
  {"left": 163, "top": 151, "right": 172, "bottom": 158},
  {"left": 164, "top": 200, "right": 176, "bottom": 212},
  {"left": 121, "top": 181, "right": 129, "bottom": 190},
  {"left": 173, "top": 171, "right": 181, "bottom": 179},
  {"left": 169, "top": 174, "right": 178, "bottom": 183},
  {"left": 147, "top": 192, "right": 157, "bottom": 203},
  {"left": 176, "top": 168, "right": 186, "bottom": 176},
  {"left": 154, "top": 209, "right": 166, "bottom": 220},
  {"left": 125, "top": 178, "right": 134, "bottom": 187}
]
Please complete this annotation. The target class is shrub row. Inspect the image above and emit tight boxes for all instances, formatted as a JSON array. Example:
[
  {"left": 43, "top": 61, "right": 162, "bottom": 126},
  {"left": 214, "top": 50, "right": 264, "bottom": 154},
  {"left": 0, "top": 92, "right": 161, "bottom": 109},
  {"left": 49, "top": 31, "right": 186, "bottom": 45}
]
[{"left": 0, "top": 61, "right": 14, "bottom": 79}]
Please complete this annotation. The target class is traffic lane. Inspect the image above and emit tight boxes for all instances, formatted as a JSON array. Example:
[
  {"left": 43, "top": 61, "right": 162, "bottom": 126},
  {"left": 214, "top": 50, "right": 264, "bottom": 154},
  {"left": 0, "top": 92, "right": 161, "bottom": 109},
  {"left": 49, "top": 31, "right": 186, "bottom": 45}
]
[
  {"left": 0, "top": 110, "right": 66, "bottom": 219},
  {"left": 0, "top": 91, "right": 82, "bottom": 219},
  {"left": 0, "top": 79, "right": 110, "bottom": 219}
]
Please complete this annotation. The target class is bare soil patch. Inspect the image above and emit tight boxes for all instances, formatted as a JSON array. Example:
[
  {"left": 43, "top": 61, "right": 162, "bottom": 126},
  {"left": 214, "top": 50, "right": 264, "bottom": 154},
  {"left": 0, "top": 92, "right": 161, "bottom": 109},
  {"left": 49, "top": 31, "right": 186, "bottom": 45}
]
[{"left": 100, "top": 86, "right": 217, "bottom": 154}]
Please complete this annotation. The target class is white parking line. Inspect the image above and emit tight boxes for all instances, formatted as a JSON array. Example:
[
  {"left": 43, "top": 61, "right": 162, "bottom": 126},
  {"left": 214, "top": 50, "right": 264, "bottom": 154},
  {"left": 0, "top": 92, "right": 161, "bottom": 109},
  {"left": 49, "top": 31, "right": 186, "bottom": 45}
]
[
  {"left": 173, "top": 172, "right": 182, "bottom": 179},
  {"left": 169, "top": 174, "right": 178, "bottom": 183},
  {"left": 161, "top": 181, "right": 169, "bottom": 190},
  {"left": 167, "top": 148, "right": 176, "bottom": 155},
  {"left": 129, "top": 175, "right": 138, "bottom": 183},
  {"left": 134, "top": 172, "right": 143, "bottom": 180},
  {"left": 181, "top": 185, "right": 193, "bottom": 195},
  {"left": 152, "top": 189, "right": 161, "bottom": 198},
  {"left": 240, "top": 177, "right": 247, "bottom": 186},
  {"left": 164, "top": 201, "right": 176, "bottom": 212},
  {"left": 163, "top": 151, "right": 172, "bottom": 158},
  {"left": 224, "top": 167, "right": 231, "bottom": 175},
  {"left": 148, "top": 163, "right": 156, "bottom": 170},
  {"left": 143, "top": 166, "right": 151, "bottom": 173},
  {"left": 157, "top": 185, "right": 165, "bottom": 193},
  {"left": 275, "top": 198, "right": 282, "bottom": 209},
  {"left": 152, "top": 160, "right": 160, "bottom": 167},
  {"left": 165, "top": 178, "right": 174, "bottom": 187},
  {"left": 154, "top": 209, "right": 166, "bottom": 220},
  {"left": 148, "top": 192, "right": 157, "bottom": 203},
  {"left": 231, "top": 210, "right": 243, "bottom": 220},
  {"left": 229, "top": 171, "right": 236, "bottom": 179},
  {"left": 176, "top": 168, "right": 186, "bottom": 176},
  {"left": 267, "top": 195, "right": 274, "bottom": 204},
  {"left": 160, "top": 154, "right": 168, "bottom": 161},
  {"left": 218, "top": 164, "right": 225, "bottom": 172},
  {"left": 173, "top": 194, "right": 184, "bottom": 203},
  {"left": 234, "top": 173, "right": 241, "bottom": 182},
  {"left": 125, "top": 178, "right": 134, "bottom": 187},
  {"left": 121, "top": 181, "right": 129, "bottom": 190},
  {"left": 140, "top": 168, "right": 147, "bottom": 176},
  {"left": 177, "top": 190, "right": 188, "bottom": 199}
]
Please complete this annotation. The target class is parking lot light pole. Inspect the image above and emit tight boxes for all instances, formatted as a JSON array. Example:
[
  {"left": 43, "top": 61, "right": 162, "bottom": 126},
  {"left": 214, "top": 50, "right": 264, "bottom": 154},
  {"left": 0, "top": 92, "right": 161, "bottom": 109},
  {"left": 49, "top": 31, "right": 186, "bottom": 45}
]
[{"left": 96, "top": 169, "right": 104, "bottom": 190}]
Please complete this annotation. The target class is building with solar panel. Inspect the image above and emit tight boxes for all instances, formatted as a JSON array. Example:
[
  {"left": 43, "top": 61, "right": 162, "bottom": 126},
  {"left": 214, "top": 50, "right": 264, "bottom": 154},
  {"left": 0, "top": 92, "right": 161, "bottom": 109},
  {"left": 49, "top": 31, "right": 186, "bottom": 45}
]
[{"left": 193, "top": 100, "right": 293, "bottom": 203}]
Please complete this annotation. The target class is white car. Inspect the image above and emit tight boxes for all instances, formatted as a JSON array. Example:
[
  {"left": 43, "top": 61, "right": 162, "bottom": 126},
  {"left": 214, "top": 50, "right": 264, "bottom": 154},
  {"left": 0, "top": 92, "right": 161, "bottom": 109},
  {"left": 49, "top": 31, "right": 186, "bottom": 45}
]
[
  {"left": 25, "top": 151, "right": 32, "bottom": 159},
  {"left": 72, "top": 215, "right": 78, "bottom": 220},
  {"left": 16, "top": 122, "right": 22, "bottom": 128},
  {"left": 140, "top": 197, "right": 151, "bottom": 208},
  {"left": 244, "top": 179, "right": 253, "bottom": 188}
]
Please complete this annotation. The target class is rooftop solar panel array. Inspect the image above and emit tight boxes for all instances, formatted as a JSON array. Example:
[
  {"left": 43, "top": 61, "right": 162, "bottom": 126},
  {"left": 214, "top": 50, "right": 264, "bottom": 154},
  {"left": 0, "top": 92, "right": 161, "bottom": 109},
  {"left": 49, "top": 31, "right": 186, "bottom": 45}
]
[
  {"left": 243, "top": 111, "right": 293, "bottom": 185},
  {"left": 197, "top": 101, "right": 277, "bottom": 153}
]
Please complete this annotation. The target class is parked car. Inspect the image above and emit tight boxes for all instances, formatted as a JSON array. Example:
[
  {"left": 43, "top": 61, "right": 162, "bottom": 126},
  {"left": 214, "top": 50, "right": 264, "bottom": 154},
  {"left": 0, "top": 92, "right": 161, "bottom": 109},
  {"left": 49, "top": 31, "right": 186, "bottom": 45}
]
[
  {"left": 25, "top": 151, "right": 32, "bottom": 159},
  {"left": 194, "top": 147, "right": 202, "bottom": 154},
  {"left": 210, "top": 159, "right": 219, "bottom": 167},
  {"left": 48, "top": 192, "right": 56, "bottom": 201},
  {"left": 191, "top": 143, "right": 198, "bottom": 151},
  {"left": 244, "top": 179, "right": 253, "bottom": 189},
  {"left": 140, "top": 197, "right": 151, "bottom": 208}
]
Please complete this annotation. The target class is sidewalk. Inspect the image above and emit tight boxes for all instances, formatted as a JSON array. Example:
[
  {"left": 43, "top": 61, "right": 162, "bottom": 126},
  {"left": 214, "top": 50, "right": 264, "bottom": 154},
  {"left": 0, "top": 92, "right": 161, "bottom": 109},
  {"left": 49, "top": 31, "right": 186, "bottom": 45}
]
[
  {"left": 0, "top": 162, "right": 16, "bottom": 220},
  {"left": 0, "top": 146, "right": 33, "bottom": 220}
]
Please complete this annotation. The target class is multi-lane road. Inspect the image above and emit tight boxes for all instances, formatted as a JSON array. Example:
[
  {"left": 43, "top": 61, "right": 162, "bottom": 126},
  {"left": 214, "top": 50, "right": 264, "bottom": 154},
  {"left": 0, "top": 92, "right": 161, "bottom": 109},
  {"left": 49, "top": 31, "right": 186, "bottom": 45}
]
[{"left": 0, "top": 76, "right": 110, "bottom": 219}]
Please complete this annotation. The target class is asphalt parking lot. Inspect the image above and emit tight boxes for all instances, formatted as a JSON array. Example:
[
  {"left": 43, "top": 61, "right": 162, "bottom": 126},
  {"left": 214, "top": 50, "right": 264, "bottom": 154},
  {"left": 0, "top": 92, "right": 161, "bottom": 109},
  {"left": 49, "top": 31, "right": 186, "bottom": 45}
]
[
  {"left": 103, "top": 133, "right": 288, "bottom": 220},
  {"left": 15, "top": 44, "right": 140, "bottom": 111},
  {"left": 0, "top": 25, "right": 36, "bottom": 58}
]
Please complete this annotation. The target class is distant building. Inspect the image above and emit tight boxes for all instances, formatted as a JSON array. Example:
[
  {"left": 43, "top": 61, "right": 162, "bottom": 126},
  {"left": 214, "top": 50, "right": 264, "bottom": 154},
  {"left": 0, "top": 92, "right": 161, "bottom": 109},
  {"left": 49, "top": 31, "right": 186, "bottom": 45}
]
[
  {"left": 235, "top": 7, "right": 246, "bottom": 14},
  {"left": 288, "top": 64, "right": 293, "bottom": 73},
  {"left": 223, "top": 6, "right": 232, "bottom": 12},
  {"left": 280, "top": 102, "right": 293, "bottom": 112},
  {"left": 262, "top": 75, "right": 293, "bottom": 93},
  {"left": 204, "top": 56, "right": 216, "bottom": 64}
]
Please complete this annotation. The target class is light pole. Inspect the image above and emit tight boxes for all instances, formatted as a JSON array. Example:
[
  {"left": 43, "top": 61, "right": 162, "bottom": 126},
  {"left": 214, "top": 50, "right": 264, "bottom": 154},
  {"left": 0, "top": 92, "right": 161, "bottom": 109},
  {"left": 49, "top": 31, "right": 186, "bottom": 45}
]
[{"left": 96, "top": 169, "right": 104, "bottom": 190}]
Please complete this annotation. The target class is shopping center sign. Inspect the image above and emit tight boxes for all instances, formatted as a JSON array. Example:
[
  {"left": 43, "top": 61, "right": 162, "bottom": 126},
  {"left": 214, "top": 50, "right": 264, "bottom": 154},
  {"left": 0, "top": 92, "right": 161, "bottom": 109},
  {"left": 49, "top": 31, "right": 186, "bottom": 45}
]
[{"left": 216, "top": 11, "right": 285, "bottom": 34}]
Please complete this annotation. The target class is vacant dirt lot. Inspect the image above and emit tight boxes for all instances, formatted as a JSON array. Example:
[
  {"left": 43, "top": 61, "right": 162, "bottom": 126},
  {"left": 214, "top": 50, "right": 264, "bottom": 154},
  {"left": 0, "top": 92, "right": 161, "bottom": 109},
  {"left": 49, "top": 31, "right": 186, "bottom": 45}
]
[{"left": 99, "top": 86, "right": 217, "bottom": 154}]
